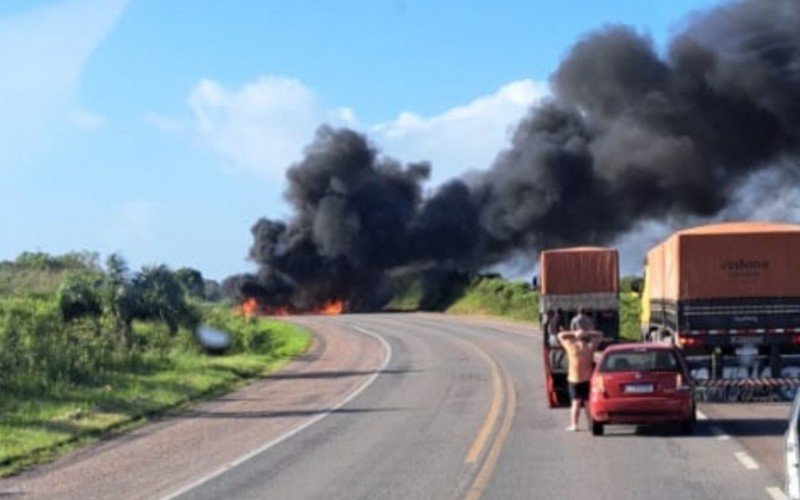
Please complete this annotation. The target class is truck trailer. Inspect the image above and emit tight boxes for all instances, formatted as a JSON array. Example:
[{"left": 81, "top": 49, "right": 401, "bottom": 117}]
[
  {"left": 640, "top": 222, "right": 800, "bottom": 399},
  {"left": 538, "top": 247, "right": 620, "bottom": 407}
]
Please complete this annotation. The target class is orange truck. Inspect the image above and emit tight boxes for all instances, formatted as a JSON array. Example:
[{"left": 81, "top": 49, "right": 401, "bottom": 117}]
[
  {"left": 640, "top": 222, "right": 800, "bottom": 399},
  {"left": 536, "top": 247, "right": 620, "bottom": 407}
]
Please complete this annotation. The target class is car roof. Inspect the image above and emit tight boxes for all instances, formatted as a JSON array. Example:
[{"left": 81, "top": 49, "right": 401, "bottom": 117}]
[{"left": 602, "top": 342, "right": 676, "bottom": 354}]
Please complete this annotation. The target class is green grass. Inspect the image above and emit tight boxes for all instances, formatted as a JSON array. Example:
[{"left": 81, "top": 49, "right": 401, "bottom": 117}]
[
  {"left": 0, "top": 318, "right": 310, "bottom": 476},
  {"left": 620, "top": 292, "right": 642, "bottom": 341},
  {"left": 385, "top": 277, "right": 423, "bottom": 311},
  {"left": 446, "top": 278, "right": 539, "bottom": 322},
  {"left": 444, "top": 277, "right": 641, "bottom": 337}
]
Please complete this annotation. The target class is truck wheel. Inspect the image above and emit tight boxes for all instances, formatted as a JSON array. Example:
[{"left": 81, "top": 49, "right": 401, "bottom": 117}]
[{"left": 591, "top": 420, "right": 604, "bottom": 436}]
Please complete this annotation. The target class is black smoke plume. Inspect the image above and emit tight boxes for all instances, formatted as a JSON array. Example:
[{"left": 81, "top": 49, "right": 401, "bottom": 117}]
[{"left": 231, "top": 0, "right": 800, "bottom": 311}]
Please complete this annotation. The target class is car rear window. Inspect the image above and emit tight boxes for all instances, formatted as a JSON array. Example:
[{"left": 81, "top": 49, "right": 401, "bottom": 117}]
[{"left": 600, "top": 350, "right": 680, "bottom": 373}]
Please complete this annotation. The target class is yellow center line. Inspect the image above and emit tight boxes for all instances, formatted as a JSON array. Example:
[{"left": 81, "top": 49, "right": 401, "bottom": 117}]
[
  {"left": 462, "top": 340, "right": 505, "bottom": 465},
  {"left": 465, "top": 365, "right": 516, "bottom": 500}
]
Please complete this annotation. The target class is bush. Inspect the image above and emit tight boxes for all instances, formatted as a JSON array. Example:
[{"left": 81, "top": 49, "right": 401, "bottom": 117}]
[
  {"left": 200, "top": 305, "right": 275, "bottom": 354},
  {"left": 0, "top": 297, "right": 119, "bottom": 389},
  {"left": 57, "top": 275, "right": 103, "bottom": 321}
]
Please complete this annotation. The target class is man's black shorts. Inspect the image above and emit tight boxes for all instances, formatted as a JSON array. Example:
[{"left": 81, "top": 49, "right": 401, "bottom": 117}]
[{"left": 568, "top": 381, "right": 590, "bottom": 401}]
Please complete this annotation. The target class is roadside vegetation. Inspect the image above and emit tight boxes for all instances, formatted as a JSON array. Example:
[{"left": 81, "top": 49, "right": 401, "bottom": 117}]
[
  {"left": 0, "top": 252, "right": 310, "bottom": 476},
  {"left": 446, "top": 277, "right": 539, "bottom": 322},
  {"left": 388, "top": 274, "right": 642, "bottom": 338}
]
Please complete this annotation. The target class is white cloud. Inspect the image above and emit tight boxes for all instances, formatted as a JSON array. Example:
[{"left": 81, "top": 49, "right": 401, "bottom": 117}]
[
  {"left": 187, "top": 77, "right": 325, "bottom": 178},
  {"left": 70, "top": 108, "right": 105, "bottom": 129},
  {"left": 0, "top": 0, "right": 127, "bottom": 162},
  {"left": 180, "top": 76, "right": 549, "bottom": 183},
  {"left": 371, "top": 80, "right": 549, "bottom": 184}
]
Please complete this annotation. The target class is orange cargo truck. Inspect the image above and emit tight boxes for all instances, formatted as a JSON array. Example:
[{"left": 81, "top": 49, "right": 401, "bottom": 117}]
[
  {"left": 640, "top": 222, "right": 800, "bottom": 399},
  {"left": 537, "top": 247, "right": 620, "bottom": 407}
]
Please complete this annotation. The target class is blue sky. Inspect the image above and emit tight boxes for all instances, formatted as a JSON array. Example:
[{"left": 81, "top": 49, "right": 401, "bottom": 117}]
[{"left": 1, "top": 0, "right": 722, "bottom": 279}]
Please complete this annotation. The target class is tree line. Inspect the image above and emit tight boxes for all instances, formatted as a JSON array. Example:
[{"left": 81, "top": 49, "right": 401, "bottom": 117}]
[{"left": 0, "top": 251, "right": 229, "bottom": 391}]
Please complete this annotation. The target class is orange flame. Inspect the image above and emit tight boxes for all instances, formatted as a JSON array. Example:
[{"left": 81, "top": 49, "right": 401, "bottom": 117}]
[
  {"left": 272, "top": 306, "right": 291, "bottom": 316},
  {"left": 239, "top": 298, "right": 258, "bottom": 317},
  {"left": 318, "top": 300, "right": 344, "bottom": 315}
]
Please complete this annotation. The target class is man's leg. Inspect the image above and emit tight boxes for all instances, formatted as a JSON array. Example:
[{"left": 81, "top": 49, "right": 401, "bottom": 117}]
[{"left": 570, "top": 400, "right": 580, "bottom": 429}]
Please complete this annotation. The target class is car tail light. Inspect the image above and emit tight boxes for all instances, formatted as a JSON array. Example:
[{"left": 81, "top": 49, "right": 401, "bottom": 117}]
[
  {"left": 791, "top": 335, "right": 800, "bottom": 345},
  {"left": 592, "top": 376, "right": 606, "bottom": 397},
  {"left": 676, "top": 373, "right": 691, "bottom": 393}
]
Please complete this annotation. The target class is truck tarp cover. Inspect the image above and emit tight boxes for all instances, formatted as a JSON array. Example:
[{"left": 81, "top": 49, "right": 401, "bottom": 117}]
[
  {"left": 540, "top": 247, "right": 619, "bottom": 294},
  {"left": 647, "top": 222, "right": 800, "bottom": 300}
]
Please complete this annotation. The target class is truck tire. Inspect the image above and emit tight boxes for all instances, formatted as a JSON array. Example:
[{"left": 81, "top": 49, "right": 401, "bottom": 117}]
[{"left": 591, "top": 420, "right": 604, "bottom": 436}]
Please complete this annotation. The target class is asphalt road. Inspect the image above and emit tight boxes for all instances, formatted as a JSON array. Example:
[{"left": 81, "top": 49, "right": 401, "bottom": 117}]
[
  {"left": 183, "top": 314, "right": 790, "bottom": 500},
  {"left": 1, "top": 313, "right": 791, "bottom": 499}
]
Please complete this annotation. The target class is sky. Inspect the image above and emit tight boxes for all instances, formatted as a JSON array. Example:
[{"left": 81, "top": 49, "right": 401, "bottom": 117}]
[{"left": 0, "top": 0, "right": 723, "bottom": 280}]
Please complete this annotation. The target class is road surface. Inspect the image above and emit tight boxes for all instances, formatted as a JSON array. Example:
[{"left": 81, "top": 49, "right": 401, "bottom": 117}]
[{"left": 0, "top": 313, "right": 790, "bottom": 499}]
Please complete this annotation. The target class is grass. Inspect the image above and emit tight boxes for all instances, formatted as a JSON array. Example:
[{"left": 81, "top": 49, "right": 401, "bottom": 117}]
[
  {"left": 0, "top": 318, "right": 310, "bottom": 476},
  {"left": 430, "top": 276, "right": 641, "bottom": 338},
  {"left": 620, "top": 292, "right": 642, "bottom": 341},
  {"left": 446, "top": 278, "right": 539, "bottom": 322},
  {"left": 385, "top": 277, "right": 423, "bottom": 310}
]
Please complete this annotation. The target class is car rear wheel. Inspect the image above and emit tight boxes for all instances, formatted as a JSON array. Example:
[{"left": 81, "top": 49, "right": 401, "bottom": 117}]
[
  {"left": 680, "top": 406, "right": 696, "bottom": 435},
  {"left": 591, "top": 420, "right": 604, "bottom": 436}
]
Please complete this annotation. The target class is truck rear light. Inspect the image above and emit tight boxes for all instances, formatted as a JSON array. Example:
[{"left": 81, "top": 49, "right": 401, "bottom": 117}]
[{"left": 678, "top": 336, "right": 702, "bottom": 348}]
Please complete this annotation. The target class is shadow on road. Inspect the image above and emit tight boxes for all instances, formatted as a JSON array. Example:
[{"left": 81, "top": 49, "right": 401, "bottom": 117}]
[
  {"left": 705, "top": 418, "right": 787, "bottom": 437},
  {"left": 596, "top": 418, "right": 787, "bottom": 438},
  {"left": 178, "top": 407, "right": 408, "bottom": 420}
]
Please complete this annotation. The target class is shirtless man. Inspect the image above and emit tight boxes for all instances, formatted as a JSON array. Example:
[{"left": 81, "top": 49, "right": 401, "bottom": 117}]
[{"left": 558, "top": 329, "right": 602, "bottom": 431}]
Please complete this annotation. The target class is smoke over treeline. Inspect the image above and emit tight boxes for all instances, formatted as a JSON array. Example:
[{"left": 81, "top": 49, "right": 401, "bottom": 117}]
[{"left": 226, "top": 0, "right": 800, "bottom": 311}]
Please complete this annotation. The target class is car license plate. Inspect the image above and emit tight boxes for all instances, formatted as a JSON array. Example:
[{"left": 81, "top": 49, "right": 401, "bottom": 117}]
[{"left": 624, "top": 383, "right": 654, "bottom": 394}]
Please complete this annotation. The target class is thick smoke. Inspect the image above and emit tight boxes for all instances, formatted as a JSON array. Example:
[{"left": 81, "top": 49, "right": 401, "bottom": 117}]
[{"left": 233, "top": 0, "right": 800, "bottom": 311}]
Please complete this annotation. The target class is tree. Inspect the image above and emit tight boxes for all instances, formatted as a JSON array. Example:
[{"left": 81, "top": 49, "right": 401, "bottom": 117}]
[
  {"left": 105, "top": 253, "right": 136, "bottom": 347},
  {"left": 131, "top": 265, "right": 198, "bottom": 335},
  {"left": 203, "top": 279, "right": 224, "bottom": 302},
  {"left": 57, "top": 275, "right": 103, "bottom": 321},
  {"left": 174, "top": 267, "right": 205, "bottom": 299}
]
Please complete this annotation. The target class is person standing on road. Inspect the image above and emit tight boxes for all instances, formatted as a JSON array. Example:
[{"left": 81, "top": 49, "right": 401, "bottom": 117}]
[
  {"left": 569, "top": 306, "right": 595, "bottom": 332},
  {"left": 558, "top": 329, "right": 602, "bottom": 431}
]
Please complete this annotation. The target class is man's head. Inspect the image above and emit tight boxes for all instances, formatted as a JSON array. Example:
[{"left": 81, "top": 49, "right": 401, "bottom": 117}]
[{"left": 578, "top": 306, "right": 587, "bottom": 315}]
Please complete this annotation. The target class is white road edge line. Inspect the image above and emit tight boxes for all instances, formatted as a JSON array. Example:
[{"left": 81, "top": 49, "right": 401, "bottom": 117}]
[
  {"left": 696, "top": 410, "right": 709, "bottom": 421},
  {"left": 734, "top": 451, "right": 760, "bottom": 470},
  {"left": 766, "top": 486, "right": 788, "bottom": 500},
  {"left": 160, "top": 325, "right": 392, "bottom": 500}
]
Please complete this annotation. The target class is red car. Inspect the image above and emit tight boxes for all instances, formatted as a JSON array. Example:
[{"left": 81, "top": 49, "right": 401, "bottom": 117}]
[{"left": 589, "top": 343, "right": 696, "bottom": 436}]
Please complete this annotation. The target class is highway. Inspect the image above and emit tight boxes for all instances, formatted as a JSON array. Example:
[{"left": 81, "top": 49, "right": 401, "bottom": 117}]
[{"left": 0, "top": 314, "right": 791, "bottom": 499}]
